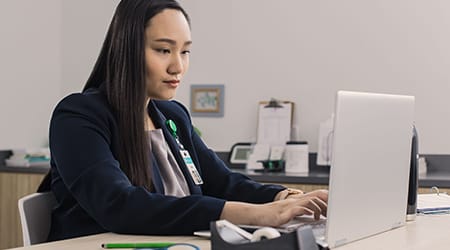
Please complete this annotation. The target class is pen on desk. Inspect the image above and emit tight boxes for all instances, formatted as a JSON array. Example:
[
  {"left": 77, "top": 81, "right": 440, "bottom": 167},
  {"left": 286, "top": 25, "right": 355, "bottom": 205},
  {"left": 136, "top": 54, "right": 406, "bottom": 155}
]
[
  {"left": 421, "top": 210, "right": 450, "bottom": 215},
  {"left": 101, "top": 242, "right": 174, "bottom": 249},
  {"left": 418, "top": 207, "right": 450, "bottom": 215}
]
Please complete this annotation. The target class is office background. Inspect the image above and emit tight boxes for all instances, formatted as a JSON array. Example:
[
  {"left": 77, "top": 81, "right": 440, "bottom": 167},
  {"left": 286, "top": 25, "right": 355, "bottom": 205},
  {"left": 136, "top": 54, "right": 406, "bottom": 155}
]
[{"left": 1, "top": 0, "right": 450, "bottom": 154}]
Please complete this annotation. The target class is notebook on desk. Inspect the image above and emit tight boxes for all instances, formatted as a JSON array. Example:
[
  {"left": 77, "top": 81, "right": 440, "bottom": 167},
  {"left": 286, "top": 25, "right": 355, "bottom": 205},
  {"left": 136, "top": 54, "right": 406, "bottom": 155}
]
[{"left": 281, "top": 91, "right": 415, "bottom": 248}]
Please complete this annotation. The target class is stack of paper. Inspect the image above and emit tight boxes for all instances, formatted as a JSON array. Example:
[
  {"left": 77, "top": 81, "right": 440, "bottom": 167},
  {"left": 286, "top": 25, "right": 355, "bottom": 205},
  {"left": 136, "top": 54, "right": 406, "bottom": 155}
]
[
  {"left": 417, "top": 193, "right": 450, "bottom": 214},
  {"left": 5, "top": 148, "right": 50, "bottom": 168}
]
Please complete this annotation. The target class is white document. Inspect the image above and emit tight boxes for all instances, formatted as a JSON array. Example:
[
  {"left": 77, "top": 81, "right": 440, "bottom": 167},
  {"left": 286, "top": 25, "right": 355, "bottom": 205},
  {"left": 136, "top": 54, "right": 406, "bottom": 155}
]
[
  {"left": 417, "top": 193, "right": 450, "bottom": 211},
  {"left": 284, "top": 143, "right": 309, "bottom": 173},
  {"left": 256, "top": 102, "right": 292, "bottom": 145},
  {"left": 268, "top": 145, "right": 284, "bottom": 161},
  {"left": 246, "top": 144, "right": 270, "bottom": 170},
  {"left": 316, "top": 115, "right": 334, "bottom": 166}
]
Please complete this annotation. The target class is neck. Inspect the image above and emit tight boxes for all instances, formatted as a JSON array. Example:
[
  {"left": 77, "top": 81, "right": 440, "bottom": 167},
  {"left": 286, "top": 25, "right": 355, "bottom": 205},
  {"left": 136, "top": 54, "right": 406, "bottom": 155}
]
[{"left": 145, "top": 116, "right": 156, "bottom": 131}]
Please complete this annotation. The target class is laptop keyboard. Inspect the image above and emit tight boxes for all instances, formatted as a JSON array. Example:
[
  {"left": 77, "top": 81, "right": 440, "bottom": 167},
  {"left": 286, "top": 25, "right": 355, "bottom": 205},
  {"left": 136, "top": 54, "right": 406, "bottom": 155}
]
[
  {"left": 279, "top": 216, "right": 326, "bottom": 231},
  {"left": 309, "top": 222, "right": 326, "bottom": 240},
  {"left": 277, "top": 216, "right": 327, "bottom": 240}
]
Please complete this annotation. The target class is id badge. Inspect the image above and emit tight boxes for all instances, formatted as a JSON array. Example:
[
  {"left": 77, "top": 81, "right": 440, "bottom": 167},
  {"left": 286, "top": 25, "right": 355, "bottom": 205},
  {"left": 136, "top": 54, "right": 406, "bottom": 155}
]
[{"left": 180, "top": 150, "right": 203, "bottom": 185}]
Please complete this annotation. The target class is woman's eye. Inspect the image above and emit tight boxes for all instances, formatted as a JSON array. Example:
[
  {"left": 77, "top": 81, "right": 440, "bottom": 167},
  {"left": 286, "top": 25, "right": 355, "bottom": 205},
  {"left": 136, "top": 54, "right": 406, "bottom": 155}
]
[
  {"left": 182, "top": 50, "right": 191, "bottom": 55},
  {"left": 155, "top": 48, "right": 170, "bottom": 54}
]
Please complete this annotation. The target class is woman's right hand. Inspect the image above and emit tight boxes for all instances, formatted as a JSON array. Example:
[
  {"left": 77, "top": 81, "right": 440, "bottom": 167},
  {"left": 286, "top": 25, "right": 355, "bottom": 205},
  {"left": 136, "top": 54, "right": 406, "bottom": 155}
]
[{"left": 220, "top": 189, "right": 328, "bottom": 227}]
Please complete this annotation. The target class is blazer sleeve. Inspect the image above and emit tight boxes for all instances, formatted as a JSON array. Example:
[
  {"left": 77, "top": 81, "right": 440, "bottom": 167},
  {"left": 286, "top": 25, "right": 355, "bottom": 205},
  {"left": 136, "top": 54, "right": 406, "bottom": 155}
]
[
  {"left": 50, "top": 94, "right": 226, "bottom": 235},
  {"left": 166, "top": 101, "right": 286, "bottom": 203}
]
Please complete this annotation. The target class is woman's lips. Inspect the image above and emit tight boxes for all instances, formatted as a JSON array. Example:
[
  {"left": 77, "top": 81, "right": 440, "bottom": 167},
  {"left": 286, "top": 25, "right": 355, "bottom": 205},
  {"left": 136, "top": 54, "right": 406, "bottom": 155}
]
[{"left": 163, "top": 80, "right": 180, "bottom": 87}]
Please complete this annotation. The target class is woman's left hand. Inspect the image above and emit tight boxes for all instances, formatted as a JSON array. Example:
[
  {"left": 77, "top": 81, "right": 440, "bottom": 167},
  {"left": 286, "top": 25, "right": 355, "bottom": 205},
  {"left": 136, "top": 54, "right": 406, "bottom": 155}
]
[
  {"left": 275, "top": 189, "right": 329, "bottom": 219},
  {"left": 274, "top": 188, "right": 304, "bottom": 201}
]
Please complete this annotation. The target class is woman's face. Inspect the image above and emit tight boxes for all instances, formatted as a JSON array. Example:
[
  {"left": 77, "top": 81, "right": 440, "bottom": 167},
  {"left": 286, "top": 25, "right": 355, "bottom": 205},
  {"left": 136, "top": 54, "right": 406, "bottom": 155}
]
[{"left": 144, "top": 9, "right": 191, "bottom": 100}]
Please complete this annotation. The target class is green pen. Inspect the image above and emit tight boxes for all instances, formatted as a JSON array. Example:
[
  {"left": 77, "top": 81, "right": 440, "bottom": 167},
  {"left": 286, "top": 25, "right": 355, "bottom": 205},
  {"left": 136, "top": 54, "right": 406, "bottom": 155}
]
[{"left": 101, "top": 242, "right": 175, "bottom": 249}]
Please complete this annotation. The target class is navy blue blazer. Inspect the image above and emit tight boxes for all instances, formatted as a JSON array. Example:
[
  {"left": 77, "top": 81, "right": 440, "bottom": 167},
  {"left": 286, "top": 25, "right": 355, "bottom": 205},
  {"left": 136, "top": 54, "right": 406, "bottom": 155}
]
[{"left": 45, "top": 87, "right": 284, "bottom": 241}]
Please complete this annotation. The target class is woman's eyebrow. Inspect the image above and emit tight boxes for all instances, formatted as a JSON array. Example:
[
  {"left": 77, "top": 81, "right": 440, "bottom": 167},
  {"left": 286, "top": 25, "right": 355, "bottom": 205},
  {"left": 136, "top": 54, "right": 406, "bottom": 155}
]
[{"left": 153, "top": 38, "right": 192, "bottom": 46}]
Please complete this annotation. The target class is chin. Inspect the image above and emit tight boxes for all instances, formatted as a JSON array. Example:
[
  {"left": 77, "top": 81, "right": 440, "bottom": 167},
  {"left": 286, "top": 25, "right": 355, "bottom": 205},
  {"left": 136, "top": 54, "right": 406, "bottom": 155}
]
[{"left": 150, "top": 94, "right": 175, "bottom": 101}]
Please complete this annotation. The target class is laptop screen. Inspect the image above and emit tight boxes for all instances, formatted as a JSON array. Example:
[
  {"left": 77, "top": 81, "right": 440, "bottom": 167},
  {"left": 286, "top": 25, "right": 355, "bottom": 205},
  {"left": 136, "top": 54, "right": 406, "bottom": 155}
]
[{"left": 325, "top": 91, "right": 414, "bottom": 248}]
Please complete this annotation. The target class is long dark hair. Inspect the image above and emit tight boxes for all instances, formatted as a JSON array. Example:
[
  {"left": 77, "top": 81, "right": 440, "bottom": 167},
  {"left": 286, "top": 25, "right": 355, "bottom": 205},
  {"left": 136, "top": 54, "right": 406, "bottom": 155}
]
[{"left": 83, "top": 0, "right": 190, "bottom": 190}]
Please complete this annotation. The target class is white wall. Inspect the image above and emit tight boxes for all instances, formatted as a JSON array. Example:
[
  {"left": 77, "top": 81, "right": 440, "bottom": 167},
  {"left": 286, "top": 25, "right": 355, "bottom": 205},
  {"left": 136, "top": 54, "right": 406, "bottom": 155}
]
[
  {"left": 2, "top": 0, "right": 450, "bottom": 154},
  {"left": 0, "top": 0, "right": 117, "bottom": 150},
  {"left": 179, "top": 0, "right": 450, "bottom": 153},
  {"left": 61, "top": 0, "right": 119, "bottom": 96},
  {"left": 0, "top": 0, "right": 61, "bottom": 149}
]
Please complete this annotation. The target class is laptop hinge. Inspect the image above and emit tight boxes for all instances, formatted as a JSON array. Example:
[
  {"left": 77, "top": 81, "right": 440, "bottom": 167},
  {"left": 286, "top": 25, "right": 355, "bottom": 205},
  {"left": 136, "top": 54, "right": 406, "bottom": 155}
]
[
  {"left": 391, "top": 221, "right": 403, "bottom": 229},
  {"left": 334, "top": 238, "right": 347, "bottom": 247}
]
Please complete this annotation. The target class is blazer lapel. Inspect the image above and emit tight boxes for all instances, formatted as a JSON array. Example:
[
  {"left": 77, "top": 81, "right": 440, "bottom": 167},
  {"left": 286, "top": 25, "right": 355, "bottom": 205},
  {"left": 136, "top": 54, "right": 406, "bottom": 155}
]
[{"left": 147, "top": 101, "right": 202, "bottom": 195}]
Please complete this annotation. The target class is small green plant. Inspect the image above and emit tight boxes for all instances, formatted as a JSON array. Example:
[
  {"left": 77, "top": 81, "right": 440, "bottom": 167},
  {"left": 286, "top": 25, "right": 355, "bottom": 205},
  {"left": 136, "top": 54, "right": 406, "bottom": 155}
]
[{"left": 194, "top": 126, "right": 202, "bottom": 137}]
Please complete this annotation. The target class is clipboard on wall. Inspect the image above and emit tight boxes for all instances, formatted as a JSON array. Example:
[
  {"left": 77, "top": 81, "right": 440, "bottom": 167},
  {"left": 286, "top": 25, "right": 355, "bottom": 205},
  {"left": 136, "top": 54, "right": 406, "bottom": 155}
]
[{"left": 256, "top": 99, "right": 294, "bottom": 145}]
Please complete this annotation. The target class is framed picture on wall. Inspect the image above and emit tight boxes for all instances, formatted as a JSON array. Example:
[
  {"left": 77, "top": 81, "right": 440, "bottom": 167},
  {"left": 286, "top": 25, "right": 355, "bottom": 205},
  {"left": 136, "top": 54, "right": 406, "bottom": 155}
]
[{"left": 190, "top": 84, "right": 224, "bottom": 117}]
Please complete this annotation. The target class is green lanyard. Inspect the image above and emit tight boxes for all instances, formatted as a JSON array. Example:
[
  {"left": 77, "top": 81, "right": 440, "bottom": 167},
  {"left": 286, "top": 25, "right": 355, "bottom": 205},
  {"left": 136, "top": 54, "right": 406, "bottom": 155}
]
[
  {"left": 165, "top": 119, "right": 204, "bottom": 185},
  {"left": 165, "top": 119, "right": 184, "bottom": 149}
]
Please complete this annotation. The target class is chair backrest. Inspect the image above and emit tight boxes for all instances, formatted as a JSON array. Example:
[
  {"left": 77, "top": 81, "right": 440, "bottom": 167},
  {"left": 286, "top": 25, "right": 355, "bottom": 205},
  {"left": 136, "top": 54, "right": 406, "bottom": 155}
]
[{"left": 18, "top": 192, "right": 56, "bottom": 246}]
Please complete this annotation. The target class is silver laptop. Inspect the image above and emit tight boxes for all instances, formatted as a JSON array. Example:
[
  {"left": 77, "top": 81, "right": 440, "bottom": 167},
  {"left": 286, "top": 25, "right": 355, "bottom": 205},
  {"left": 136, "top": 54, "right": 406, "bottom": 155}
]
[{"left": 283, "top": 90, "right": 415, "bottom": 248}]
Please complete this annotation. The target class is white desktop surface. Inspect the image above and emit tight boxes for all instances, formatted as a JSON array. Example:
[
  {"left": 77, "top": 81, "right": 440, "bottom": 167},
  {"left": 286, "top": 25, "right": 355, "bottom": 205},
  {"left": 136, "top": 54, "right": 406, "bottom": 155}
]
[
  {"left": 8, "top": 215, "right": 450, "bottom": 250},
  {"left": 338, "top": 214, "right": 449, "bottom": 250}
]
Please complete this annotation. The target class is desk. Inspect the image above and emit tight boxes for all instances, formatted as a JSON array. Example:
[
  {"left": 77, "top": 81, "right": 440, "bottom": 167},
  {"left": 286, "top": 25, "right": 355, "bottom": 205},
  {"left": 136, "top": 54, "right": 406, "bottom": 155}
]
[
  {"left": 8, "top": 234, "right": 210, "bottom": 250},
  {"left": 8, "top": 215, "right": 450, "bottom": 250},
  {"left": 3, "top": 151, "right": 450, "bottom": 248},
  {"left": 235, "top": 169, "right": 450, "bottom": 194}
]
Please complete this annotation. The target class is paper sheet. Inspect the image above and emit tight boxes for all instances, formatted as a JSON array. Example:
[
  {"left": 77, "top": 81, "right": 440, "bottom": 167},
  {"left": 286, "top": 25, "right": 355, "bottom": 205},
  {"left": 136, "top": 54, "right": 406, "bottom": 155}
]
[
  {"left": 246, "top": 144, "right": 270, "bottom": 170},
  {"left": 256, "top": 102, "right": 292, "bottom": 145},
  {"left": 417, "top": 193, "right": 450, "bottom": 211}
]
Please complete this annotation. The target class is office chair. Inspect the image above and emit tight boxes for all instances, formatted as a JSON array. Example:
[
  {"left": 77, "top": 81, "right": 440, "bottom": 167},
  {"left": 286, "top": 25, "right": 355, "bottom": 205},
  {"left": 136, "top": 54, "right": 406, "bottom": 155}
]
[{"left": 18, "top": 192, "right": 56, "bottom": 246}]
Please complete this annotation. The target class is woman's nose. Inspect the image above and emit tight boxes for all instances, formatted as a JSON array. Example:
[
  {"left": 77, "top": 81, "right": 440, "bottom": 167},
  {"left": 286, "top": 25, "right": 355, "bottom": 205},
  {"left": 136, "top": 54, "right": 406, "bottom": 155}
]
[{"left": 168, "top": 54, "right": 183, "bottom": 75}]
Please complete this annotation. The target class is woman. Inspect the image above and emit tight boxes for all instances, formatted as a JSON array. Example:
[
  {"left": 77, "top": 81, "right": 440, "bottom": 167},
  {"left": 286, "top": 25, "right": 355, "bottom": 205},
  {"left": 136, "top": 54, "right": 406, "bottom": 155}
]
[{"left": 42, "top": 0, "right": 328, "bottom": 241}]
